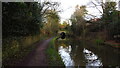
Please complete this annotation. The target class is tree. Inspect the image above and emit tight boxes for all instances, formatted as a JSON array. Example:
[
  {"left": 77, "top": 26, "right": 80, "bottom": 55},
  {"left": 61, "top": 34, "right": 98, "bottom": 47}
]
[
  {"left": 107, "top": 10, "right": 120, "bottom": 41},
  {"left": 70, "top": 5, "right": 87, "bottom": 37},
  {"left": 88, "top": 1, "right": 117, "bottom": 25},
  {"left": 102, "top": 2, "right": 117, "bottom": 24},
  {"left": 41, "top": 10, "right": 60, "bottom": 37},
  {"left": 2, "top": 1, "right": 60, "bottom": 38},
  {"left": 88, "top": 1, "right": 120, "bottom": 41},
  {"left": 2, "top": 2, "right": 43, "bottom": 37}
]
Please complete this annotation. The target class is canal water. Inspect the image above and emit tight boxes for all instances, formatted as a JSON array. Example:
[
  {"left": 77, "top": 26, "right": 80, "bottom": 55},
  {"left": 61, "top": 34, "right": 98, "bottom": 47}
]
[{"left": 55, "top": 38, "right": 120, "bottom": 67}]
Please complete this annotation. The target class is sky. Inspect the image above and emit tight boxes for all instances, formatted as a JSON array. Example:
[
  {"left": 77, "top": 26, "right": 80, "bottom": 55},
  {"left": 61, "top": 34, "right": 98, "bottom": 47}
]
[
  {"left": 48, "top": 0, "right": 103, "bottom": 23},
  {"left": 38, "top": 0, "right": 119, "bottom": 23}
]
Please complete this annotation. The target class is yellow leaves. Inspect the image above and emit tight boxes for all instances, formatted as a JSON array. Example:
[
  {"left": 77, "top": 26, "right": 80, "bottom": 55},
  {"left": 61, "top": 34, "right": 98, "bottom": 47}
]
[
  {"left": 60, "top": 43, "right": 67, "bottom": 48},
  {"left": 74, "top": 5, "right": 87, "bottom": 19}
]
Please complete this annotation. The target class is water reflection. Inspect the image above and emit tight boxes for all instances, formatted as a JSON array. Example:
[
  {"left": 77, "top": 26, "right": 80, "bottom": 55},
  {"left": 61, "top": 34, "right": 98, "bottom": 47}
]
[
  {"left": 83, "top": 48, "right": 103, "bottom": 67},
  {"left": 57, "top": 39, "right": 120, "bottom": 67},
  {"left": 58, "top": 45, "right": 74, "bottom": 66},
  {"left": 58, "top": 45, "right": 103, "bottom": 67}
]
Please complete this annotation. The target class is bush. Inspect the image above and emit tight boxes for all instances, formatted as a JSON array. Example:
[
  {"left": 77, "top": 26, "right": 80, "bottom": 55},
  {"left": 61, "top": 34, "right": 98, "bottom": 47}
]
[{"left": 2, "top": 35, "right": 40, "bottom": 66}]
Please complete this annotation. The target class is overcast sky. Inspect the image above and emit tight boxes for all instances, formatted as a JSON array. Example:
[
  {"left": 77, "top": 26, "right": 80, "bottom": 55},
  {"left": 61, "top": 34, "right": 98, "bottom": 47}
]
[
  {"left": 39, "top": 0, "right": 119, "bottom": 23},
  {"left": 48, "top": 0, "right": 103, "bottom": 23}
]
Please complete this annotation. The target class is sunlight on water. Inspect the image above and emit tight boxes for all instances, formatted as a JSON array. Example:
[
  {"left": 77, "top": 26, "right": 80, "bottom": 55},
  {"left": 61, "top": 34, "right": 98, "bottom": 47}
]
[
  {"left": 58, "top": 45, "right": 74, "bottom": 67},
  {"left": 83, "top": 48, "right": 103, "bottom": 67}
]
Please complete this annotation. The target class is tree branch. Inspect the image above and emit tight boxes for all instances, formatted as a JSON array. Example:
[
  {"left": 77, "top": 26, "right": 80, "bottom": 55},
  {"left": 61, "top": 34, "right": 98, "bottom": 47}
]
[{"left": 91, "top": 1, "right": 103, "bottom": 14}]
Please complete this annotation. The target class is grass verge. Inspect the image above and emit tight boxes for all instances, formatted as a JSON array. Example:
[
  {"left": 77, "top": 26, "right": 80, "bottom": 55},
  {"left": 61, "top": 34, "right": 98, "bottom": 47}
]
[{"left": 46, "top": 37, "right": 65, "bottom": 66}]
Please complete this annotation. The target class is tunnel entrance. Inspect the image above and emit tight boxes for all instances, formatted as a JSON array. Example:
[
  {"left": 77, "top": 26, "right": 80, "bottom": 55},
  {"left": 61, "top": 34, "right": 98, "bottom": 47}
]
[{"left": 60, "top": 32, "right": 66, "bottom": 39}]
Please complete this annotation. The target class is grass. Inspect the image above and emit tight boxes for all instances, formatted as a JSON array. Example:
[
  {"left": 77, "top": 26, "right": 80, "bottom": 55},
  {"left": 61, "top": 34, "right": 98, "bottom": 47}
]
[
  {"left": 2, "top": 35, "right": 41, "bottom": 66},
  {"left": 46, "top": 37, "right": 65, "bottom": 66}
]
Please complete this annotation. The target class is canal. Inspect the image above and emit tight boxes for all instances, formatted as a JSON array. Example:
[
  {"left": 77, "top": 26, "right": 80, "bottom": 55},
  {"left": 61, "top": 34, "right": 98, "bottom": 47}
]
[{"left": 55, "top": 38, "right": 120, "bottom": 67}]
